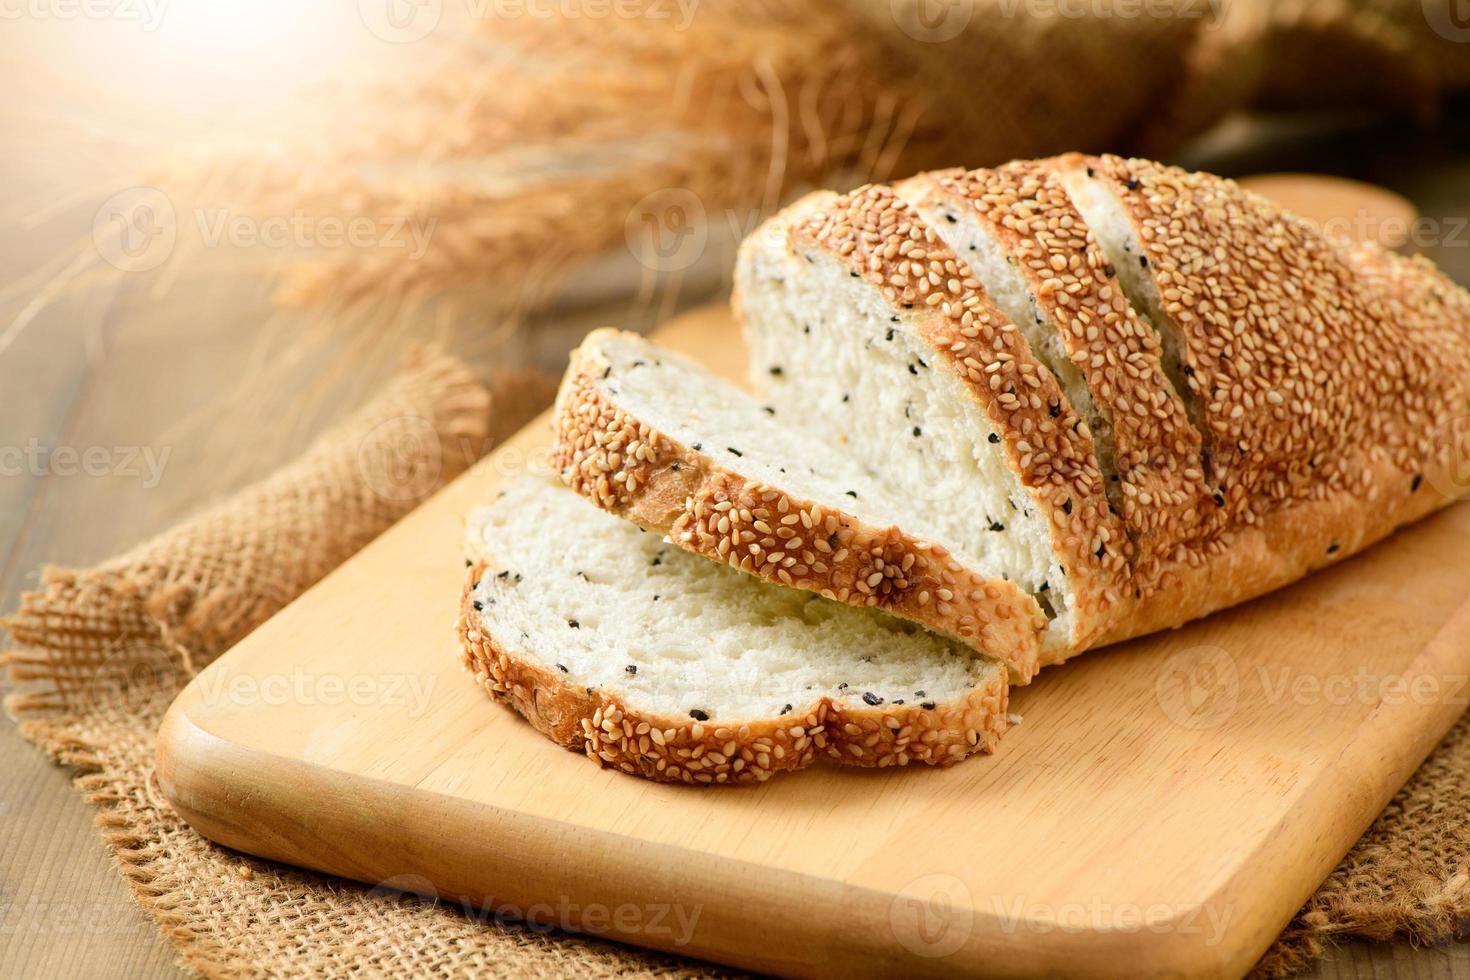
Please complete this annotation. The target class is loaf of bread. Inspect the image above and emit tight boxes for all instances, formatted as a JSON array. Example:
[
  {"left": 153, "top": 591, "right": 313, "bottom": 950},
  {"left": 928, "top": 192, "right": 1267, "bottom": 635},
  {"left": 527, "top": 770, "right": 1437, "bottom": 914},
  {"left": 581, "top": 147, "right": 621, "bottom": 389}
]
[
  {"left": 461, "top": 154, "right": 1470, "bottom": 782},
  {"left": 737, "top": 154, "right": 1470, "bottom": 663},
  {"left": 457, "top": 476, "right": 1008, "bottom": 784}
]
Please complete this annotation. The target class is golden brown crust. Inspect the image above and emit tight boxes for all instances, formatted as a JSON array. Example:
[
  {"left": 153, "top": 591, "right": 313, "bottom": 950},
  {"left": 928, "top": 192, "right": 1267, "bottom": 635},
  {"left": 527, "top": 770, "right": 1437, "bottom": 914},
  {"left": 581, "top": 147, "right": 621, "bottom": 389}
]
[
  {"left": 549, "top": 330, "right": 1047, "bottom": 681},
  {"left": 1042, "top": 156, "right": 1470, "bottom": 647},
  {"left": 792, "top": 184, "right": 1128, "bottom": 655},
  {"left": 905, "top": 162, "right": 1217, "bottom": 572},
  {"left": 456, "top": 564, "right": 1009, "bottom": 785}
]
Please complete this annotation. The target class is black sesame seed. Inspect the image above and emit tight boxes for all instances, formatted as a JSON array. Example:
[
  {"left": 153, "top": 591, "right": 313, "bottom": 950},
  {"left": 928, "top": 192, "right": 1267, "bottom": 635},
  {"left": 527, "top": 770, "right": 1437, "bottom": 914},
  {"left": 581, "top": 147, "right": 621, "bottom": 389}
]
[
  {"left": 689, "top": 708, "right": 709, "bottom": 721},
  {"left": 1412, "top": 474, "right": 1423, "bottom": 492},
  {"left": 892, "top": 699, "right": 905, "bottom": 706},
  {"left": 988, "top": 432, "right": 1000, "bottom": 444},
  {"left": 727, "top": 447, "right": 743, "bottom": 457},
  {"left": 1139, "top": 255, "right": 1149, "bottom": 268},
  {"left": 691, "top": 442, "right": 702, "bottom": 450},
  {"left": 780, "top": 704, "right": 792, "bottom": 715},
  {"left": 602, "top": 366, "right": 612, "bottom": 379},
  {"left": 912, "top": 426, "right": 922, "bottom": 437},
  {"left": 1103, "top": 264, "right": 1116, "bottom": 279},
  {"left": 652, "top": 555, "right": 662, "bottom": 567},
  {"left": 862, "top": 692, "right": 883, "bottom": 706},
  {"left": 768, "top": 366, "right": 783, "bottom": 377},
  {"left": 626, "top": 665, "right": 637, "bottom": 675},
  {"left": 472, "top": 600, "right": 483, "bottom": 611},
  {"left": 1095, "top": 543, "right": 1107, "bottom": 559},
  {"left": 497, "top": 570, "right": 510, "bottom": 580},
  {"left": 1327, "top": 542, "right": 1341, "bottom": 555},
  {"left": 837, "top": 682, "right": 848, "bottom": 690},
  {"left": 1063, "top": 498, "right": 1073, "bottom": 514},
  {"left": 989, "top": 521, "right": 1005, "bottom": 532},
  {"left": 1038, "top": 581, "right": 1050, "bottom": 592},
  {"left": 842, "top": 393, "right": 850, "bottom": 402},
  {"left": 1049, "top": 402, "right": 1061, "bottom": 418},
  {"left": 1125, "top": 177, "right": 1140, "bottom": 190},
  {"left": 886, "top": 328, "right": 895, "bottom": 341},
  {"left": 803, "top": 324, "right": 811, "bottom": 333},
  {"left": 632, "top": 359, "right": 646, "bottom": 367},
  {"left": 464, "top": 558, "right": 472, "bottom": 568},
  {"left": 556, "top": 663, "right": 568, "bottom": 673},
  {"left": 1213, "top": 492, "right": 1226, "bottom": 507},
  {"left": 908, "top": 364, "right": 918, "bottom": 375},
  {"left": 567, "top": 619, "right": 580, "bottom": 629},
  {"left": 762, "top": 405, "right": 775, "bottom": 415},
  {"left": 921, "top": 702, "right": 936, "bottom": 711},
  {"left": 945, "top": 213, "right": 957, "bottom": 223},
  {"left": 1085, "top": 166, "right": 1095, "bottom": 177}
]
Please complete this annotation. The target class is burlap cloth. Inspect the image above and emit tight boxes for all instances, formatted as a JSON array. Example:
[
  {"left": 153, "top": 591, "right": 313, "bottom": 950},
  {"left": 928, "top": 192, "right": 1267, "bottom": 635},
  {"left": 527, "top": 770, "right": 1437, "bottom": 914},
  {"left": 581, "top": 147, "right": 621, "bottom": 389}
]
[{"left": 4, "top": 347, "right": 1467, "bottom": 977}]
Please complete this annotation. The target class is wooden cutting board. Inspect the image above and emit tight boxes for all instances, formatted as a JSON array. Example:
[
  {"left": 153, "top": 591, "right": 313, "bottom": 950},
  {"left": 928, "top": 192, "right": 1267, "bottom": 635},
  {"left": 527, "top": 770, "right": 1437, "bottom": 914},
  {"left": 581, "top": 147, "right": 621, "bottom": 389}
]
[{"left": 157, "top": 183, "right": 1470, "bottom": 979}]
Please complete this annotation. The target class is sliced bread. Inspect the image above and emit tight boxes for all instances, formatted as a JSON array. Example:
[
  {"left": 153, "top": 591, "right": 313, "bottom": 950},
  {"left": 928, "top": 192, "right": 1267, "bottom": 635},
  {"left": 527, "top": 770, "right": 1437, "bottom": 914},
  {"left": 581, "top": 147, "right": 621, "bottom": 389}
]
[
  {"left": 736, "top": 185, "right": 1127, "bottom": 662},
  {"left": 550, "top": 327, "right": 1048, "bottom": 681},
  {"left": 457, "top": 475, "right": 1010, "bottom": 785}
]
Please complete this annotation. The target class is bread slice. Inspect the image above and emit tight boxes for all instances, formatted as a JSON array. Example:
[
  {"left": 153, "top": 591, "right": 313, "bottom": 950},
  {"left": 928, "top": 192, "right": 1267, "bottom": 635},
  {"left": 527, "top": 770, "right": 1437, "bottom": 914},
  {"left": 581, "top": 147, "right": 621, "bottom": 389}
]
[
  {"left": 735, "top": 185, "right": 1126, "bottom": 662},
  {"left": 550, "top": 328, "right": 1048, "bottom": 681},
  {"left": 456, "top": 476, "right": 1009, "bottom": 785},
  {"left": 895, "top": 162, "right": 1215, "bottom": 568}
]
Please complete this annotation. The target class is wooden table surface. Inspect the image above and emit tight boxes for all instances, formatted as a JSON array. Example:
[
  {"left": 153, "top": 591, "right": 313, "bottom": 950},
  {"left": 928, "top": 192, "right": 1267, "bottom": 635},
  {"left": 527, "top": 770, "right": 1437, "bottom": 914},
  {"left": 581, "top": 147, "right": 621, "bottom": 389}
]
[{"left": 4, "top": 55, "right": 1470, "bottom": 978}]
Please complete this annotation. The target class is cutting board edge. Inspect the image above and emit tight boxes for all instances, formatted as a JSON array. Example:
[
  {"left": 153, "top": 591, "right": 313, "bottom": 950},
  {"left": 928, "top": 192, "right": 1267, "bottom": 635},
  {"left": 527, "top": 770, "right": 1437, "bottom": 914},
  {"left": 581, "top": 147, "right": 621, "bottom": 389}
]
[{"left": 156, "top": 559, "right": 1470, "bottom": 980}]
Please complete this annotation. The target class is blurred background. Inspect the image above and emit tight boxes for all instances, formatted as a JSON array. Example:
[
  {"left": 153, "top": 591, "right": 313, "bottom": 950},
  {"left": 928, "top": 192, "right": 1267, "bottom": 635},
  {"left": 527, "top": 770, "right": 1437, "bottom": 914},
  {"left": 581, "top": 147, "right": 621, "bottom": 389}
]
[{"left": 2, "top": 1, "right": 1469, "bottom": 975}]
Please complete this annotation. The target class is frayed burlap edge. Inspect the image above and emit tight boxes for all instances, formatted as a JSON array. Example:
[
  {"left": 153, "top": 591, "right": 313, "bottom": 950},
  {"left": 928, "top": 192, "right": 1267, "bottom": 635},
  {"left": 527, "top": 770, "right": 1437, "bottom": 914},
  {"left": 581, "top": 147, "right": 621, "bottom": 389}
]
[{"left": 0, "top": 349, "right": 723, "bottom": 979}]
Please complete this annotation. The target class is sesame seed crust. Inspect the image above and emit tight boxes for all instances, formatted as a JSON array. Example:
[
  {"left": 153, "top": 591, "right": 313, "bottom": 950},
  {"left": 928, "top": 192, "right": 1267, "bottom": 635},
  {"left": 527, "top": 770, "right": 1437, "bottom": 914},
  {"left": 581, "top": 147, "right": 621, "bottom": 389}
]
[
  {"left": 1076, "top": 154, "right": 1439, "bottom": 519},
  {"left": 457, "top": 563, "right": 1008, "bottom": 785},
  {"left": 550, "top": 329, "right": 1047, "bottom": 681},
  {"left": 792, "top": 184, "right": 1128, "bottom": 654},
  {"left": 904, "top": 162, "right": 1218, "bottom": 581}
]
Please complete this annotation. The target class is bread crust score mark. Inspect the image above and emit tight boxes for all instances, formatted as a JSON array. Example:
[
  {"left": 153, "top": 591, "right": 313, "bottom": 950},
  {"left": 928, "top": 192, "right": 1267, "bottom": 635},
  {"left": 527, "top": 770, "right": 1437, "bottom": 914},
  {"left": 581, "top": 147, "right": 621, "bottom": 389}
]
[
  {"left": 790, "top": 184, "right": 1128, "bottom": 656},
  {"left": 457, "top": 564, "right": 1008, "bottom": 785},
  {"left": 550, "top": 331, "right": 1047, "bottom": 681}
]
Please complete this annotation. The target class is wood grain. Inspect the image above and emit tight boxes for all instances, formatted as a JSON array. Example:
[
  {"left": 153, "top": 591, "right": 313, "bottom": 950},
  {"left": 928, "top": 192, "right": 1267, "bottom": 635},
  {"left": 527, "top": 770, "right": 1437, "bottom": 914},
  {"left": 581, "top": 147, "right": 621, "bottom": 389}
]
[{"left": 155, "top": 299, "right": 1470, "bottom": 978}]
